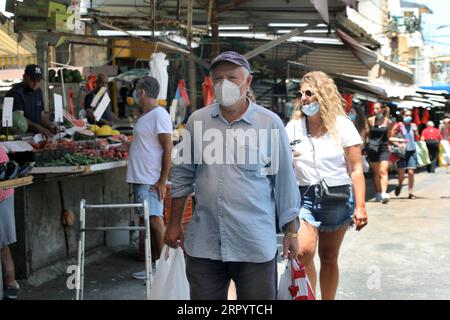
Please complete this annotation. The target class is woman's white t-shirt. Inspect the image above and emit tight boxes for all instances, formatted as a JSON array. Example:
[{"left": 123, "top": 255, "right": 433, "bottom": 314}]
[{"left": 285, "top": 116, "right": 363, "bottom": 186}]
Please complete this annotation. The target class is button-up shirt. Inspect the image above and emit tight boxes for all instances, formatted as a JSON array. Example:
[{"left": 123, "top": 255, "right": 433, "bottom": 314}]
[{"left": 171, "top": 100, "right": 300, "bottom": 263}]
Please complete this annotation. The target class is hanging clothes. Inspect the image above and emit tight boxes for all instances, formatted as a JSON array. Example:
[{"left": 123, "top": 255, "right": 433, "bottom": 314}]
[
  {"left": 341, "top": 93, "right": 353, "bottom": 113},
  {"left": 413, "top": 107, "right": 421, "bottom": 125},
  {"left": 202, "top": 76, "right": 215, "bottom": 107},
  {"left": 149, "top": 52, "right": 169, "bottom": 102}
]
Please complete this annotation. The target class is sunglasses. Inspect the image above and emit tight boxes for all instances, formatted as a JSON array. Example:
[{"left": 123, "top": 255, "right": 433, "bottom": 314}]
[{"left": 295, "top": 90, "right": 314, "bottom": 99}]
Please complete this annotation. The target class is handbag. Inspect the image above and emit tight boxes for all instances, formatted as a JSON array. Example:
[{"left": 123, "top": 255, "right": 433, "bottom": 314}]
[
  {"left": 390, "top": 124, "right": 407, "bottom": 158},
  {"left": 305, "top": 117, "right": 352, "bottom": 202},
  {"left": 320, "top": 176, "right": 352, "bottom": 202},
  {"left": 367, "top": 138, "right": 380, "bottom": 153},
  {"left": 390, "top": 143, "right": 406, "bottom": 157}
]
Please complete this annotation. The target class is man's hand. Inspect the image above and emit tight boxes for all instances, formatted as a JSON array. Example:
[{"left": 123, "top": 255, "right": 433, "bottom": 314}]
[
  {"left": 151, "top": 180, "right": 167, "bottom": 201},
  {"left": 282, "top": 218, "right": 300, "bottom": 259},
  {"left": 282, "top": 234, "right": 299, "bottom": 260},
  {"left": 39, "top": 126, "right": 54, "bottom": 139},
  {"left": 164, "top": 223, "right": 185, "bottom": 249}
]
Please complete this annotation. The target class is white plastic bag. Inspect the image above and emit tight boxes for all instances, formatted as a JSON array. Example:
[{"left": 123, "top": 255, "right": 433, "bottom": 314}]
[
  {"left": 277, "top": 260, "right": 293, "bottom": 300},
  {"left": 149, "top": 245, "right": 190, "bottom": 300},
  {"left": 362, "top": 155, "right": 370, "bottom": 173}
]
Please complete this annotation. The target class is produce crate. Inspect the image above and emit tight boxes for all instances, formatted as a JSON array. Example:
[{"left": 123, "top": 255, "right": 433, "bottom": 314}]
[
  {"left": 0, "top": 176, "right": 33, "bottom": 190},
  {"left": 32, "top": 149, "right": 74, "bottom": 163},
  {"left": 49, "top": 12, "right": 72, "bottom": 32},
  {"left": 15, "top": 0, "right": 66, "bottom": 18}
]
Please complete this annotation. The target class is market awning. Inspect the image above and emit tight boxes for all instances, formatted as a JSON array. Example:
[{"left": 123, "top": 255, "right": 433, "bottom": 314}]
[
  {"left": 0, "top": 19, "right": 37, "bottom": 68},
  {"left": 336, "top": 28, "right": 414, "bottom": 84},
  {"left": 335, "top": 73, "right": 416, "bottom": 99},
  {"left": 335, "top": 28, "right": 377, "bottom": 68},
  {"left": 377, "top": 59, "right": 414, "bottom": 80}
]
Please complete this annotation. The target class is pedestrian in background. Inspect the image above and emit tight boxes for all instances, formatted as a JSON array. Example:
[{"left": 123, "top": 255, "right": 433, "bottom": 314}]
[
  {"left": 125, "top": 76, "right": 173, "bottom": 280},
  {"left": 421, "top": 121, "right": 440, "bottom": 173},
  {"left": 365, "top": 103, "right": 393, "bottom": 203},
  {"left": 440, "top": 118, "right": 450, "bottom": 174},
  {"left": 0, "top": 145, "right": 19, "bottom": 300},
  {"left": 391, "top": 109, "right": 419, "bottom": 199},
  {"left": 285, "top": 71, "right": 367, "bottom": 300}
]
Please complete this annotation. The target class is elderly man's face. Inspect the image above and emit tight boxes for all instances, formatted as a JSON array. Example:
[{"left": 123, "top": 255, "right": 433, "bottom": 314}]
[{"left": 211, "top": 62, "right": 251, "bottom": 96}]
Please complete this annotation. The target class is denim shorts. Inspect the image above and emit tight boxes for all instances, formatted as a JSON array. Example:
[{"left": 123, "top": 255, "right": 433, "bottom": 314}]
[
  {"left": 299, "top": 185, "right": 355, "bottom": 232},
  {"left": 132, "top": 184, "right": 164, "bottom": 216},
  {"left": 396, "top": 150, "right": 417, "bottom": 169},
  {"left": 0, "top": 196, "right": 16, "bottom": 247}
]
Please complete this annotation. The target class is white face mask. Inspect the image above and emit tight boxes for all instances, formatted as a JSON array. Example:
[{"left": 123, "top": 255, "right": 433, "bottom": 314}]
[{"left": 214, "top": 79, "right": 246, "bottom": 107}]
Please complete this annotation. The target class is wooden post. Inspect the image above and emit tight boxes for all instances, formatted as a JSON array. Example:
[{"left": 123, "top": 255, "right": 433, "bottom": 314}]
[
  {"left": 187, "top": 0, "right": 197, "bottom": 111},
  {"left": 36, "top": 38, "right": 50, "bottom": 112},
  {"left": 210, "top": 0, "right": 220, "bottom": 57}
]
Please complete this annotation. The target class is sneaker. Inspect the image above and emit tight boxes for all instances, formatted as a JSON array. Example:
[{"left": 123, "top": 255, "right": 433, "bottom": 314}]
[
  {"left": 132, "top": 270, "right": 147, "bottom": 280},
  {"left": 375, "top": 193, "right": 382, "bottom": 202},
  {"left": 381, "top": 193, "right": 390, "bottom": 204},
  {"left": 3, "top": 285, "right": 19, "bottom": 300},
  {"left": 408, "top": 194, "right": 417, "bottom": 199},
  {"left": 132, "top": 264, "right": 156, "bottom": 280}
]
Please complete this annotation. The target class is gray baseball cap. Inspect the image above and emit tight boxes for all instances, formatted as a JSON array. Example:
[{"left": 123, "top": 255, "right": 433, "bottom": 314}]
[{"left": 209, "top": 51, "right": 252, "bottom": 73}]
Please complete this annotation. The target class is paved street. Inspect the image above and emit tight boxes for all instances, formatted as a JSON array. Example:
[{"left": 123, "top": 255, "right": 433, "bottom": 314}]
[
  {"left": 335, "top": 167, "right": 450, "bottom": 300},
  {"left": 18, "top": 168, "right": 450, "bottom": 300}
]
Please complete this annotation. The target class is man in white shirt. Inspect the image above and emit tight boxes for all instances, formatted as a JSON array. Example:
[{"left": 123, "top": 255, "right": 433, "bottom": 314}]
[{"left": 126, "top": 76, "right": 173, "bottom": 277}]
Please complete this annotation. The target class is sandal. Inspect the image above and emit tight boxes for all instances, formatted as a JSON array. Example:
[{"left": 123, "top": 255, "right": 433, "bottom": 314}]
[
  {"left": 408, "top": 194, "right": 417, "bottom": 199},
  {"left": 395, "top": 185, "right": 402, "bottom": 196}
]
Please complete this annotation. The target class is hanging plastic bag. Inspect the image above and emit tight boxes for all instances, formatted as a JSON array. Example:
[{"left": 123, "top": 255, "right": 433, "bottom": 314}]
[
  {"left": 440, "top": 140, "right": 450, "bottom": 165},
  {"left": 202, "top": 76, "right": 215, "bottom": 107},
  {"left": 149, "top": 245, "right": 190, "bottom": 300},
  {"left": 362, "top": 155, "right": 370, "bottom": 173},
  {"left": 415, "top": 141, "right": 431, "bottom": 167},
  {"left": 278, "top": 258, "right": 315, "bottom": 300}
]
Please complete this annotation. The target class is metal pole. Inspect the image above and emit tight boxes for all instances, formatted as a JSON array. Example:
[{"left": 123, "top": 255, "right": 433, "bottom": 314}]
[
  {"left": 80, "top": 199, "right": 86, "bottom": 300},
  {"left": 76, "top": 199, "right": 86, "bottom": 300},
  {"left": 143, "top": 199, "right": 152, "bottom": 299}
]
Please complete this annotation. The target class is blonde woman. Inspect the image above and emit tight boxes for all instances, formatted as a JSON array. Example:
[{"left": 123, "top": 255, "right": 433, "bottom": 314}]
[{"left": 285, "top": 71, "right": 368, "bottom": 300}]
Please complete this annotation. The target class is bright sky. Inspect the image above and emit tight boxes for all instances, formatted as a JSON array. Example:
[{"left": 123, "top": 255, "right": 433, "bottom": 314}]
[
  {"left": 418, "top": 0, "right": 450, "bottom": 56},
  {"left": 1, "top": 0, "right": 449, "bottom": 56}
]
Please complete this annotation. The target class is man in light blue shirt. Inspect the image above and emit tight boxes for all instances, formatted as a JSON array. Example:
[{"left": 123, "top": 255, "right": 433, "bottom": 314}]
[{"left": 164, "top": 51, "right": 301, "bottom": 300}]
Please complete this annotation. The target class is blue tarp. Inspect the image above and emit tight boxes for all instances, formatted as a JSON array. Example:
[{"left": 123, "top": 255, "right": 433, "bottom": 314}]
[{"left": 420, "top": 85, "right": 450, "bottom": 92}]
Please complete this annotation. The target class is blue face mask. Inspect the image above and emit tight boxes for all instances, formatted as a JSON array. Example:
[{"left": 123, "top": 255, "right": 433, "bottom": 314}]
[
  {"left": 302, "top": 102, "right": 320, "bottom": 116},
  {"left": 403, "top": 116, "right": 412, "bottom": 124},
  {"left": 349, "top": 112, "right": 357, "bottom": 122}
]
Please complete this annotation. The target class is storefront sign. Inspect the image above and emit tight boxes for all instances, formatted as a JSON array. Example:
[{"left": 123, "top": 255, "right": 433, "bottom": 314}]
[{"left": 2, "top": 97, "right": 13, "bottom": 127}]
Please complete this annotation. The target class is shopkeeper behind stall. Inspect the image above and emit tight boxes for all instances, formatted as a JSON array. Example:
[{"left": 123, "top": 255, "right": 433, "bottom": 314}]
[
  {"left": 5, "top": 64, "right": 56, "bottom": 137},
  {"left": 83, "top": 73, "right": 115, "bottom": 126}
]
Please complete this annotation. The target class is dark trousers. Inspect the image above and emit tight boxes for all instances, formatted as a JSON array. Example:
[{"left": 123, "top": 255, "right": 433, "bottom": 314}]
[
  {"left": 425, "top": 140, "right": 439, "bottom": 173},
  {"left": 186, "top": 254, "right": 278, "bottom": 300}
]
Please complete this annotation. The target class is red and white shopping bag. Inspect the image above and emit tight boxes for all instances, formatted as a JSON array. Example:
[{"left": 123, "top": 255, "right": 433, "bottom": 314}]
[
  {"left": 278, "top": 258, "right": 315, "bottom": 300},
  {"left": 290, "top": 258, "right": 315, "bottom": 300}
]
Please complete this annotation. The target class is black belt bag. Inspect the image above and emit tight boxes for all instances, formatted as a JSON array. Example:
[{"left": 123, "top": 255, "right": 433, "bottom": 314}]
[{"left": 319, "top": 177, "right": 352, "bottom": 202}]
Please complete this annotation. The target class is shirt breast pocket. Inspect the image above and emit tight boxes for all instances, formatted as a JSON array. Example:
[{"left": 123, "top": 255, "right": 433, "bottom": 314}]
[{"left": 235, "top": 144, "right": 262, "bottom": 173}]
